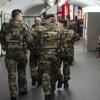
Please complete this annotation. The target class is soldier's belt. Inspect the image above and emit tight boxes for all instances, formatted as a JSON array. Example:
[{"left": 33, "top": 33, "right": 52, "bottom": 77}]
[
  {"left": 66, "top": 40, "right": 72, "bottom": 42},
  {"left": 42, "top": 54, "right": 57, "bottom": 60},
  {"left": 43, "top": 52, "right": 57, "bottom": 55},
  {"left": 34, "top": 36, "right": 66, "bottom": 40},
  {"left": 6, "top": 41, "right": 21, "bottom": 44},
  {"left": 40, "top": 60, "right": 51, "bottom": 65},
  {"left": 42, "top": 47, "right": 57, "bottom": 49},
  {"left": 6, "top": 48, "right": 24, "bottom": 51}
]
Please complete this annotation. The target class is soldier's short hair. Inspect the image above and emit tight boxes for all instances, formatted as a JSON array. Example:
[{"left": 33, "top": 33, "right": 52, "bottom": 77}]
[{"left": 12, "top": 9, "right": 22, "bottom": 18}]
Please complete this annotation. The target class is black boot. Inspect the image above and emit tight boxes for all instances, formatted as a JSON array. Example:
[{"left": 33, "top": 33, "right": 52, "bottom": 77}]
[
  {"left": 51, "top": 89, "right": 55, "bottom": 94},
  {"left": 45, "top": 94, "right": 51, "bottom": 100},
  {"left": 37, "top": 78, "right": 42, "bottom": 86},
  {"left": 19, "top": 90, "right": 27, "bottom": 96},
  {"left": 57, "top": 81, "right": 63, "bottom": 89},
  {"left": 64, "top": 81, "right": 69, "bottom": 89},
  {"left": 11, "top": 96, "right": 17, "bottom": 100},
  {"left": 32, "top": 77, "right": 37, "bottom": 86},
  {"left": 70, "top": 58, "right": 74, "bottom": 65}
]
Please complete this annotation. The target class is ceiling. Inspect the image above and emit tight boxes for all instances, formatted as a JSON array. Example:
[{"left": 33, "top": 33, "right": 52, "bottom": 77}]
[
  {"left": 0, "top": 0, "right": 46, "bottom": 13},
  {"left": 69, "top": 0, "right": 100, "bottom": 7},
  {"left": 0, "top": 0, "right": 100, "bottom": 14}
]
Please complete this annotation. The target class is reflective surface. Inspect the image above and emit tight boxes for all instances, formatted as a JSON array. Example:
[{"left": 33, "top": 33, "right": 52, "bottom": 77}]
[{"left": 0, "top": 40, "right": 100, "bottom": 100}]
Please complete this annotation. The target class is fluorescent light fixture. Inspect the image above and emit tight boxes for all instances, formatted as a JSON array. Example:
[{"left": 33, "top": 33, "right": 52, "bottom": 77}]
[{"left": 48, "top": 0, "right": 56, "bottom": 6}]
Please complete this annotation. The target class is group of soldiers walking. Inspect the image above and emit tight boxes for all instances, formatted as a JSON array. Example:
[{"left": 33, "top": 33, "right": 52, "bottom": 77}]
[{"left": 0, "top": 9, "right": 78, "bottom": 100}]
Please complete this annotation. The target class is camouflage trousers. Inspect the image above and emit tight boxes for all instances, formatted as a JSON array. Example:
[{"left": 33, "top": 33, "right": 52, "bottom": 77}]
[
  {"left": 63, "top": 60, "right": 70, "bottom": 82},
  {"left": 58, "top": 58, "right": 70, "bottom": 83},
  {"left": 29, "top": 55, "right": 39, "bottom": 80},
  {"left": 51, "top": 59, "right": 63, "bottom": 92},
  {"left": 5, "top": 51, "right": 27, "bottom": 97},
  {"left": 38, "top": 55, "right": 63, "bottom": 95},
  {"left": 67, "top": 43, "right": 74, "bottom": 64}
]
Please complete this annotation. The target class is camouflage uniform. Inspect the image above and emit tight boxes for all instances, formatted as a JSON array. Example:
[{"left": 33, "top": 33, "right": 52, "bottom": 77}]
[
  {"left": 58, "top": 18, "right": 78, "bottom": 88},
  {"left": 29, "top": 24, "right": 45, "bottom": 86},
  {"left": 32, "top": 22, "right": 63, "bottom": 98},
  {"left": 43, "top": 23, "right": 64, "bottom": 95},
  {"left": 61, "top": 27, "right": 79, "bottom": 88},
  {"left": 58, "top": 18, "right": 70, "bottom": 87},
  {"left": 65, "top": 24, "right": 78, "bottom": 65},
  {"left": 0, "top": 19, "right": 32, "bottom": 98},
  {"left": 62, "top": 29, "right": 73, "bottom": 88}
]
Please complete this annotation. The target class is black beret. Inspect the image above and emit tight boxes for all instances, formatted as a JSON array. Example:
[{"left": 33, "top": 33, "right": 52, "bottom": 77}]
[{"left": 45, "top": 14, "right": 55, "bottom": 19}]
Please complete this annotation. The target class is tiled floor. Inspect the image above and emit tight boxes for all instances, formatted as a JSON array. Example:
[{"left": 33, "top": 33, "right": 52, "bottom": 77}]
[{"left": 0, "top": 41, "right": 100, "bottom": 100}]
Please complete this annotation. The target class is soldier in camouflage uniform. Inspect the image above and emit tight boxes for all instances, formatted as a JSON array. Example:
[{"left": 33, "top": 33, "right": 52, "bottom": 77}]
[
  {"left": 66, "top": 15, "right": 76, "bottom": 65},
  {"left": 29, "top": 18, "right": 45, "bottom": 86},
  {"left": 0, "top": 9, "right": 32, "bottom": 100},
  {"left": 66, "top": 19, "right": 78, "bottom": 65},
  {"left": 58, "top": 19, "right": 70, "bottom": 88},
  {"left": 32, "top": 14, "right": 63, "bottom": 100},
  {"left": 58, "top": 18, "right": 78, "bottom": 88},
  {"left": 67, "top": 28, "right": 79, "bottom": 65},
  {"left": 40, "top": 14, "right": 63, "bottom": 100}
]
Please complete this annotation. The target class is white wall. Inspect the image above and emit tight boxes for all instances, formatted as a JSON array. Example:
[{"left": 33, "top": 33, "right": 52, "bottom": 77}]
[
  {"left": 24, "top": 4, "right": 46, "bottom": 26},
  {"left": 85, "top": 12, "right": 100, "bottom": 52},
  {"left": 47, "top": 5, "right": 57, "bottom": 15},
  {"left": 24, "top": 5, "right": 57, "bottom": 26}
]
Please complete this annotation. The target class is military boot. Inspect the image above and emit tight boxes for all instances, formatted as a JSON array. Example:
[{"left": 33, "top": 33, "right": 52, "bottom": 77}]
[
  {"left": 32, "top": 77, "right": 37, "bottom": 86},
  {"left": 11, "top": 96, "right": 17, "bottom": 100},
  {"left": 19, "top": 90, "right": 27, "bottom": 96},
  {"left": 19, "top": 88, "right": 27, "bottom": 96},
  {"left": 57, "top": 81, "right": 63, "bottom": 89},
  {"left": 70, "top": 57, "right": 74, "bottom": 65},
  {"left": 37, "top": 78, "right": 42, "bottom": 86},
  {"left": 45, "top": 94, "right": 51, "bottom": 100},
  {"left": 51, "top": 88, "right": 55, "bottom": 95},
  {"left": 64, "top": 80, "right": 69, "bottom": 89}
]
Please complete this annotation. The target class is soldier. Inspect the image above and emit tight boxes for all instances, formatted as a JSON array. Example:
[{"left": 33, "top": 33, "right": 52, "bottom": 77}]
[
  {"left": 58, "top": 18, "right": 79, "bottom": 88},
  {"left": 32, "top": 18, "right": 41, "bottom": 27},
  {"left": 65, "top": 17, "right": 78, "bottom": 65},
  {"left": 29, "top": 18, "right": 45, "bottom": 86},
  {"left": 74, "top": 16, "right": 81, "bottom": 38},
  {"left": 40, "top": 14, "right": 63, "bottom": 100},
  {"left": 58, "top": 18, "right": 70, "bottom": 88},
  {"left": 66, "top": 15, "right": 71, "bottom": 29},
  {"left": 63, "top": 20, "right": 79, "bottom": 87},
  {"left": 67, "top": 29, "right": 79, "bottom": 65},
  {"left": 0, "top": 9, "right": 32, "bottom": 100}
]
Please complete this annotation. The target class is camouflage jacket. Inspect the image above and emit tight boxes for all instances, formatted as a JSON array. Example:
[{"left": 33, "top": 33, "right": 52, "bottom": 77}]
[
  {"left": 37, "top": 22, "right": 68, "bottom": 57},
  {"left": 0, "top": 19, "right": 33, "bottom": 51}
]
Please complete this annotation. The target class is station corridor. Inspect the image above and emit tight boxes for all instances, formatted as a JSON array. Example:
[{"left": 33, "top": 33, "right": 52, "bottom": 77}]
[{"left": 0, "top": 40, "right": 100, "bottom": 100}]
